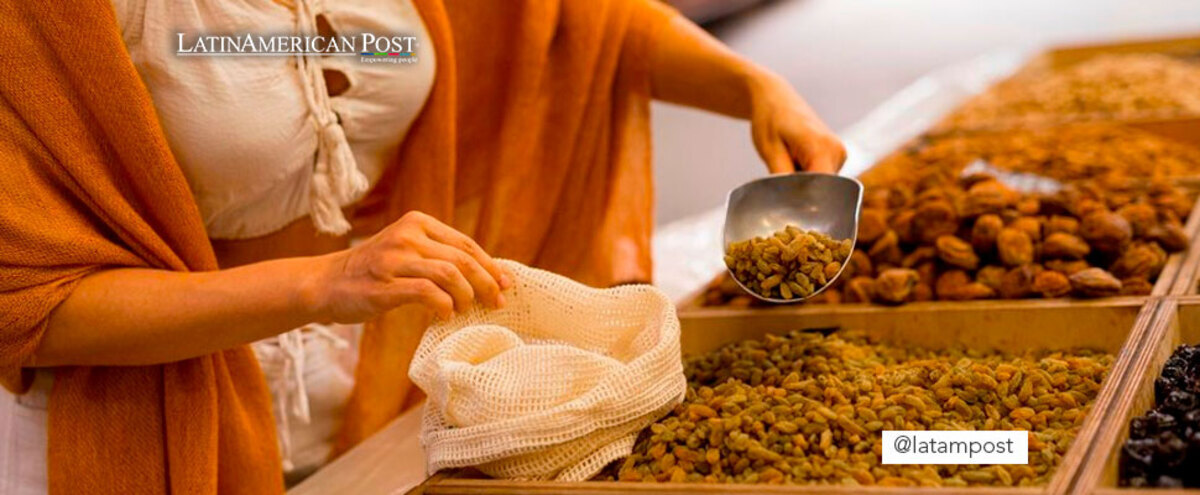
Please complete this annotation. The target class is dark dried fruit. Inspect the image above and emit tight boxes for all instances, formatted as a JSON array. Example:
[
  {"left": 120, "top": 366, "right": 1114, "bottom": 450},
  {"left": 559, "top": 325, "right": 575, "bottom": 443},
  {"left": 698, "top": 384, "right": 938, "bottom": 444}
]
[
  {"left": 1044, "top": 259, "right": 1091, "bottom": 276},
  {"left": 1069, "top": 268, "right": 1123, "bottom": 298},
  {"left": 1120, "top": 344, "right": 1200, "bottom": 488}
]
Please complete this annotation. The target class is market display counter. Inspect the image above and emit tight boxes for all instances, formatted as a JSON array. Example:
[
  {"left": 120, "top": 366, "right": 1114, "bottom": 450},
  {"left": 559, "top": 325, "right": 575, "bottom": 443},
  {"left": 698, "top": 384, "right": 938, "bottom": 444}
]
[
  {"left": 298, "top": 34, "right": 1200, "bottom": 495},
  {"left": 289, "top": 405, "right": 426, "bottom": 495}
]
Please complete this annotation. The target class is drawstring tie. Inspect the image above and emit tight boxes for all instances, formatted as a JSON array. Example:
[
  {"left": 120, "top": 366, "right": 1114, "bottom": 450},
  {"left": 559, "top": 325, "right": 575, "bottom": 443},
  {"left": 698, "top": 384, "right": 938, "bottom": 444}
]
[
  {"left": 263, "top": 326, "right": 351, "bottom": 471},
  {"left": 294, "top": 0, "right": 367, "bottom": 235}
]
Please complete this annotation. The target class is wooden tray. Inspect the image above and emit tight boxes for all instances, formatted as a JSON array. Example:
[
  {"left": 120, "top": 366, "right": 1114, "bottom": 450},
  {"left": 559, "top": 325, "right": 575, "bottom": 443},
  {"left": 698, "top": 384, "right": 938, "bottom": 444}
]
[
  {"left": 1018, "top": 34, "right": 1200, "bottom": 74},
  {"left": 415, "top": 299, "right": 1157, "bottom": 495},
  {"left": 930, "top": 34, "right": 1200, "bottom": 136},
  {"left": 677, "top": 140, "right": 1200, "bottom": 317},
  {"left": 1067, "top": 298, "right": 1200, "bottom": 494}
]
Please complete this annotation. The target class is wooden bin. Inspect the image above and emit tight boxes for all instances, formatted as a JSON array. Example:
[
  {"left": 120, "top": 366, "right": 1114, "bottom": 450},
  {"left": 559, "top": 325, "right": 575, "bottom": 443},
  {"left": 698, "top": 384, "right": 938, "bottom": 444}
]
[
  {"left": 677, "top": 192, "right": 1200, "bottom": 321},
  {"left": 1068, "top": 298, "right": 1200, "bottom": 494},
  {"left": 677, "top": 116, "right": 1200, "bottom": 318},
  {"left": 415, "top": 299, "right": 1157, "bottom": 495},
  {"left": 1018, "top": 34, "right": 1200, "bottom": 74},
  {"left": 927, "top": 34, "right": 1200, "bottom": 136}
]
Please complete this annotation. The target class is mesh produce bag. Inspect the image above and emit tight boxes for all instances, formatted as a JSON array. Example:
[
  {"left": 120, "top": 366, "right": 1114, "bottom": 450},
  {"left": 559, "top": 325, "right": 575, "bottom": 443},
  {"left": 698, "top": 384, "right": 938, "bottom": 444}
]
[{"left": 409, "top": 260, "right": 686, "bottom": 480}]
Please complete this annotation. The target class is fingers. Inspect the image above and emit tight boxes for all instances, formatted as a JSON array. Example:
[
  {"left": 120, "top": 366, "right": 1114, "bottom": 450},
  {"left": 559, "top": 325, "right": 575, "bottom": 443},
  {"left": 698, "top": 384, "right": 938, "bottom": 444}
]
[
  {"left": 386, "top": 278, "right": 455, "bottom": 320},
  {"left": 753, "top": 129, "right": 796, "bottom": 175},
  {"left": 390, "top": 258, "right": 477, "bottom": 313},
  {"left": 409, "top": 213, "right": 512, "bottom": 290},
  {"left": 783, "top": 131, "right": 846, "bottom": 174},
  {"left": 414, "top": 238, "right": 505, "bottom": 309}
]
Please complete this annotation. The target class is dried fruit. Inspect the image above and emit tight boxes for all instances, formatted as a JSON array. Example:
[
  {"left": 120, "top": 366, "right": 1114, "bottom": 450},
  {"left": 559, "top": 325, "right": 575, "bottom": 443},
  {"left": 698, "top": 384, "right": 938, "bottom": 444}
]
[
  {"left": 935, "top": 235, "right": 979, "bottom": 270},
  {"left": 913, "top": 201, "right": 959, "bottom": 243},
  {"left": 1069, "top": 268, "right": 1123, "bottom": 298},
  {"left": 999, "top": 264, "right": 1042, "bottom": 299},
  {"left": 971, "top": 214, "right": 1004, "bottom": 253},
  {"left": 1111, "top": 243, "right": 1167, "bottom": 280},
  {"left": 724, "top": 226, "right": 852, "bottom": 301},
  {"left": 858, "top": 209, "right": 888, "bottom": 244},
  {"left": 939, "top": 54, "right": 1200, "bottom": 131},
  {"left": 874, "top": 269, "right": 920, "bottom": 304},
  {"left": 976, "top": 265, "right": 1007, "bottom": 290},
  {"left": 1045, "top": 216, "right": 1080, "bottom": 236},
  {"left": 868, "top": 230, "right": 903, "bottom": 266},
  {"left": 936, "top": 270, "right": 995, "bottom": 300},
  {"left": 1032, "top": 271, "right": 1072, "bottom": 298},
  {"left": 997, "top": 228, "right": 1035, "bottom": 267},
  {"left": 1080, "top": 210, "right": 1133, "bottom": 253},
  {"left": 606, "top": 330, "right": 1114, "bottom": 487},
  {"left": 1042, "top": 233, "right": 1091, "bottom": 260},
  {"left": 1120, "top": 344, "right": 1200, "bottom": 487}
]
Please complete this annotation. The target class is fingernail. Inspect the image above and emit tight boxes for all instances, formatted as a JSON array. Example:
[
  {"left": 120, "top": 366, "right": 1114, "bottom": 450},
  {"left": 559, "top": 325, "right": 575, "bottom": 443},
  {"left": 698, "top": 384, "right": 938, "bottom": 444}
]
[
  {"left": 496, "top": 293, "right": 507, "bottom": 308},
  {"left": 500, "top": 274, "right": 513, "bottom": 289}
]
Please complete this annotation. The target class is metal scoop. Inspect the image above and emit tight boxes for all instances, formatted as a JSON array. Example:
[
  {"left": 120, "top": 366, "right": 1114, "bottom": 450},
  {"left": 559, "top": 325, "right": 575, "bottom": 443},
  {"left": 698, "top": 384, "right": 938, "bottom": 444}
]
[{"left": 723, "top": 173, "right": 863, "bottom": 303}]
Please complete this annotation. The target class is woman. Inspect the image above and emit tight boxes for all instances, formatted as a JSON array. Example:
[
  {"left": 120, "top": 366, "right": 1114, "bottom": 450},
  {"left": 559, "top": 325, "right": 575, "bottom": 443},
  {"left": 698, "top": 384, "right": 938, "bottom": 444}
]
[{"left": 0, "top": 0, "right": 844, "bottom": 493}]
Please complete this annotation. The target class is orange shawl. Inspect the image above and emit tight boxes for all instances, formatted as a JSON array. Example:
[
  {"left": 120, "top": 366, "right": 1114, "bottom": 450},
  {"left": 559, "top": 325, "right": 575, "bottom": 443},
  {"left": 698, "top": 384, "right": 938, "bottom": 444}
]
[{"left": 0, "top": 0, "right": 673, "bottom": 492}]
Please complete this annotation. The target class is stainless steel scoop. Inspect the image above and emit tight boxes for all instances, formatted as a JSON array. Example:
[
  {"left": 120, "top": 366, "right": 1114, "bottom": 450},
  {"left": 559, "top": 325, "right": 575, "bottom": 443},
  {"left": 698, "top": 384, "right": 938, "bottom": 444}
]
[{"left": 723, "top": 173, "right": 863, "bottom": 303}]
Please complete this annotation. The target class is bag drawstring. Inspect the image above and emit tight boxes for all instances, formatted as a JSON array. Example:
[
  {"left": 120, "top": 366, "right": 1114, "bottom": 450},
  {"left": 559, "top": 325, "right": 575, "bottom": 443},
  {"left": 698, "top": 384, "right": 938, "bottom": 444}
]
[{"left": 259, "top": 326, "right": 351, "bottom": 471}]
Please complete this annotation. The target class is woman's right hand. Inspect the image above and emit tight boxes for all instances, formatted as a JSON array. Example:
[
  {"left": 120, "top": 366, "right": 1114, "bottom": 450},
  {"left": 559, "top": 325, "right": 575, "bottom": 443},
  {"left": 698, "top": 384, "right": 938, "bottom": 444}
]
[{"left": 305, "top": 211, "right": 512, "bottom": 323}]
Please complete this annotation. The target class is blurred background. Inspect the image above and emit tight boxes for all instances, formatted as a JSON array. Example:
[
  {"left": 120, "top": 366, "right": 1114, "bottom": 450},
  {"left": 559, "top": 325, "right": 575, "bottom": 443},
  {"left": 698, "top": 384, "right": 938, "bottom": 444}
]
[{"left": 653, "top": 0, "right": 1200, "bottom": 225}]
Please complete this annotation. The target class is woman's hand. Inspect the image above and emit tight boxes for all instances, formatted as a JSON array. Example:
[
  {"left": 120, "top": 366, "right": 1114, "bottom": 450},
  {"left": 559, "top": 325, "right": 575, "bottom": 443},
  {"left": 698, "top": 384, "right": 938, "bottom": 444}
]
[
  {"left": 747, "top": 74, "right": 847, "bottom": 175},
  {"left": 647, "top": 12, "right": 846, "bottom": 175},
  {"left": 307, "top": 211, "right": 512, "bottom": 323}
]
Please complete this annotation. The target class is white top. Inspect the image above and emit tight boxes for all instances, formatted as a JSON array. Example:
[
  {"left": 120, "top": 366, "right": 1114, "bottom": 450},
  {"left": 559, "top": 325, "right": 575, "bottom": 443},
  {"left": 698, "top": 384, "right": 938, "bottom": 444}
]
[{"left": 115, "top": 0, "right": 436, "bottom": 238}]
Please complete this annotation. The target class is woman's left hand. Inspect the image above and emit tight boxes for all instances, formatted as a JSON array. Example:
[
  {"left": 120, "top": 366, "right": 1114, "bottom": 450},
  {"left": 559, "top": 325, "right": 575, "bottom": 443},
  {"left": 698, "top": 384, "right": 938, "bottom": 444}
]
[{"left": 747, "top": 73, "right": 846, "bottom": 175}]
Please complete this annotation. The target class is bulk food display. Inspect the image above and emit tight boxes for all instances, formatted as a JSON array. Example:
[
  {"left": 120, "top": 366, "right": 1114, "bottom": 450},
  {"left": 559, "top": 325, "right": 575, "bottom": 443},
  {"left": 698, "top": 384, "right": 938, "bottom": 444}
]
[
  {"left": 1119, "top": 343, "right": 1200, "bottom": 488},
  {"left": 600, "top": 330, "right": 1112, "bottom": 487},
  {"left": 695, "top": 123, "right": 1199, "bottom": 309},
  {"left": 408, "top": 36, "right": 1200, "bottom": 495},
  {"left": 936, "top": 53, "right": 1200, "bottom": 131}
]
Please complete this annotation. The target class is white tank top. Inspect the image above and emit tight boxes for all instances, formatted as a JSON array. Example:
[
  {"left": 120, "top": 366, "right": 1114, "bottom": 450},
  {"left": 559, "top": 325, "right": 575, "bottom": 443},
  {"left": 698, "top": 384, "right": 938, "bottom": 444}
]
[{"left": 114, "top": 0, "right": 436, "bottom": 238}]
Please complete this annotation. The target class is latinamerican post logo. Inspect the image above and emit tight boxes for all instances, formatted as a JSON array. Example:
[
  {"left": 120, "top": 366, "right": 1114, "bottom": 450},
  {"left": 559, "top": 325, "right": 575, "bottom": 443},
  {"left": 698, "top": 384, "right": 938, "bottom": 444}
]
[{"left": 176, "top": 33, "right": 420, "bottom": 64}]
